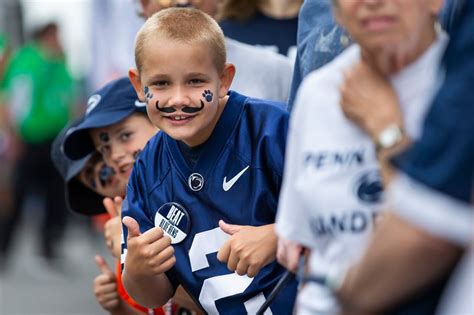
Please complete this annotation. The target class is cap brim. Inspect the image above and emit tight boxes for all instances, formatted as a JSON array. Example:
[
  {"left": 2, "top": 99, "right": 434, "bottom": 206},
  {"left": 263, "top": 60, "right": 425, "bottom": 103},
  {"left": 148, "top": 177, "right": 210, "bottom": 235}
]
[
  {"left": 65, "top": 154, "right": 91, "bottom": 181},
  {"left": 66, "top": 178, "right": 106, "bottom": 216},
  {"left": 63, "top": 109, "right": 136, "bottom": 160}
]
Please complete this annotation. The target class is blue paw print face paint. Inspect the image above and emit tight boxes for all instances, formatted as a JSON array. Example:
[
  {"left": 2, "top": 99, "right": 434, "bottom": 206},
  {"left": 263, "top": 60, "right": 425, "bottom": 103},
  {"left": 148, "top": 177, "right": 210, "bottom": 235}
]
[
  {"left": 99, "top": 165, "right": 116, "bottom": 187},
  {"left": 202, "top": 89, "right": 213, "bottom": 102},
  {"left": 99, "top": 132, "right": 109, "bottom": 142},
  {"left": 144, "top": 86, "right": 154, "bottom": 103}
]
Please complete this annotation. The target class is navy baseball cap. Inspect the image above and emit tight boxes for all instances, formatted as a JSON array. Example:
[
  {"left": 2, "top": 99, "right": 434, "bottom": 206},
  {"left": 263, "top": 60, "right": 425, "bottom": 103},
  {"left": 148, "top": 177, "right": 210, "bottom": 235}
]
[
  {"left": 51, "top": 119, "right": 106, "bottom": 216},
  {"left": 63, "top": 77, "right": 147, "bottom": 160}
]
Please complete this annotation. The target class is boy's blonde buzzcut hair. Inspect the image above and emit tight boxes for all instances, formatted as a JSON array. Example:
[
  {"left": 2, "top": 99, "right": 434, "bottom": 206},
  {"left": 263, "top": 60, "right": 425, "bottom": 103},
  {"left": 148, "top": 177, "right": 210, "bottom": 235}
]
[{"left": 135, "top": 7, "right": 227, "bottom": 74}]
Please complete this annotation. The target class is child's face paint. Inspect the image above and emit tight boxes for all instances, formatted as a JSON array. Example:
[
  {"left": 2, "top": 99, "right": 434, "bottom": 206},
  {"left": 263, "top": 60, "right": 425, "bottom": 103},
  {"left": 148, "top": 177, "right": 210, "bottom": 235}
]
[
  {"left": 181, "top": 100, "right": 205, "bottom": 114},
  {"left": 90, "top": 114, "right": 158, "bottom": 184},
  {"left": 138, "top": 39, "right": 233, "bottom": 147},
  {"left": 155, "top": 98, "right": 206, "bottom": 114},
  {"left": 156, "top": 100, "right": 176, "bottom": 113},
  {"left": 99, "top": 164, "right": 116, "bottom": 187},
  {"left": 144, "top": 86, "right": 154, "bottom": 103},
  {"left": 202, "top": 89, "right": 213, "bottom": 102},
  {"left": 78, "top": 154, "right": 126, "bottom": 198},
  {"left": 99, "top": 132, "right": 109, "bottom": 142}
]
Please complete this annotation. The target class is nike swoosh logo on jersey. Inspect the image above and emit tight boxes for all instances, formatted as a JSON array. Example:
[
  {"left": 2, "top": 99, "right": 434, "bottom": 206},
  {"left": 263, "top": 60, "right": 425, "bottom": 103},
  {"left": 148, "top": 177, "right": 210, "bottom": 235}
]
[{"left": 223, "top": 165, "right": 250, "bottom": 191}]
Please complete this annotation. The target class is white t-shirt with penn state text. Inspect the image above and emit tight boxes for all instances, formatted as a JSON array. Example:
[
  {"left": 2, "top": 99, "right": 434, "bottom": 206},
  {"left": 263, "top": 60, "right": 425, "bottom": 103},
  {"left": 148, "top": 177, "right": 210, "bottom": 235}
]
[{"left": 276, "top": 33, "right": 448, "bottom": 314}]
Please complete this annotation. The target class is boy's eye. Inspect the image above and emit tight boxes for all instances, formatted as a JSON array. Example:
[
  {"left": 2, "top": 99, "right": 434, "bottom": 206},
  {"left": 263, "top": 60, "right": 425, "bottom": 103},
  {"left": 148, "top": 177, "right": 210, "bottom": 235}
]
[
  {"left": 189, "top": 79, "right": 204, "bottom": 85},
  {"left": 154, "top": 80, "right": 169, "bottom": 87},
  {"left": 120, "top": 132, "right": 132, "bottom": 141}
]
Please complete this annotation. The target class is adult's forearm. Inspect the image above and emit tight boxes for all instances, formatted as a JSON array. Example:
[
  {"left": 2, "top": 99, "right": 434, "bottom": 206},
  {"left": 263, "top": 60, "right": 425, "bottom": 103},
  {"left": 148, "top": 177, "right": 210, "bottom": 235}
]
[
  {"left": 122, "top": 270, "right": 174, "bottom": 309},
  {"left": 338, "top": 213, "right": 462, "bottom": 312}
]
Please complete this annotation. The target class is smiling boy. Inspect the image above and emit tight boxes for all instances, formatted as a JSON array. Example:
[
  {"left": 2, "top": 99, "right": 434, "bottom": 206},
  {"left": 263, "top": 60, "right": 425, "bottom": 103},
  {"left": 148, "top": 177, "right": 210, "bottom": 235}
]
[{"left": 121, "top": 7, "right": 296, "bottom": 314}]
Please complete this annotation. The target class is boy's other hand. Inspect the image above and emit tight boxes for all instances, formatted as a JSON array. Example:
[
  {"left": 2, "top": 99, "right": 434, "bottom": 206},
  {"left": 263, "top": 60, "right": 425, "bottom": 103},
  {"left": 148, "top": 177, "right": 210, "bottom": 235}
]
[
  {"left": 217, "top": 220, "right": 277, "bottom": 278},
  {"left": 103, "top": 197, "right": 124, "bottom": 258},
  {"left": 93, "top": 255, "right": 121, "bottom": 311},
  {"left": 122, "top": 216, "right": 176, "bottom": 279}
]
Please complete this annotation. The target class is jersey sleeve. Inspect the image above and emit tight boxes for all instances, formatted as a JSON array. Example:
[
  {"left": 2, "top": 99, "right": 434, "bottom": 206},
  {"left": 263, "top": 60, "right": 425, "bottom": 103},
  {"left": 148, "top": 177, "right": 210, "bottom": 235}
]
[
  {"left": 275, "top": 80, "right": 317, "bottom": 248},
  {"left": 390, "top": 5, "right": 474, "bottom": 245}
]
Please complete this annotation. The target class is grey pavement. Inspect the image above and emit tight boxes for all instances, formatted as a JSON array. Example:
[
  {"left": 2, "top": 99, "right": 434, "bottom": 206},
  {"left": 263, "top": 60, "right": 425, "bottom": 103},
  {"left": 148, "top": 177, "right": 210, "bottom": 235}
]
[{"left": 0, "top": 217, "right": 112, "bottom": 315}]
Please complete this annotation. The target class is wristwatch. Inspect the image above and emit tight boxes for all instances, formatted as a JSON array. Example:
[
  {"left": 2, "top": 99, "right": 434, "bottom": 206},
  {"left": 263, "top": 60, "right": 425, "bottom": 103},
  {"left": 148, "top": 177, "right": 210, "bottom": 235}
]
[{"left": 375, "top": 123, "right": 405, "bottom": 153}]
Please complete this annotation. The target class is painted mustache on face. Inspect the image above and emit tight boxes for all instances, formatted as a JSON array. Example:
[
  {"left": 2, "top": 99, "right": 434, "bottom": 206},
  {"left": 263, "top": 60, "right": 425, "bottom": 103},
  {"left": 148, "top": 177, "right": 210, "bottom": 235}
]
[
  {"left": 155, "top": 100, "right": 205, "bottom": 114},
  {"left": 155, "top": 89, "right": 213, "bottom": 114}
]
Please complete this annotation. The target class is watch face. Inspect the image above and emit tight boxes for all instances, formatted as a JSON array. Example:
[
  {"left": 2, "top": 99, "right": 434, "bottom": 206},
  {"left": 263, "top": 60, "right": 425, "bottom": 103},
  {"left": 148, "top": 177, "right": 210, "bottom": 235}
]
[{"left": 378, "top": 124, "right": 403, "bottom": 149}]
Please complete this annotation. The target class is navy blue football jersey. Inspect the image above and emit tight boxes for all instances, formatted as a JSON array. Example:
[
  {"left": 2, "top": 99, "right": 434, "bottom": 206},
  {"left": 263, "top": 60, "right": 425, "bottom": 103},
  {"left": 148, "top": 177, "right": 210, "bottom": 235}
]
[{"left": 122, "top": 91, "right": 297, "bottom": 314}]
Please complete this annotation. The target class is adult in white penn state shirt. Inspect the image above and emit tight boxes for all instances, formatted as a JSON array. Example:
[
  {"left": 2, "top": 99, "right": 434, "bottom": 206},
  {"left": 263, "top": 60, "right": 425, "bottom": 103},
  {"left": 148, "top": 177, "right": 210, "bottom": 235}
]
[{"left": 275, "top": 0, "right": 448, "bottom": 313}]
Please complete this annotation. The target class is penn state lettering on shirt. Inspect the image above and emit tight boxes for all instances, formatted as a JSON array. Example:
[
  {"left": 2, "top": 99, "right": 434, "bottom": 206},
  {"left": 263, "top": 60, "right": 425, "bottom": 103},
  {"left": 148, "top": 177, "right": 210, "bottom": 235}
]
[
  {"left": 310, "top": 210, "right": 380, "bottom": 236},
  {"left": 304, "top": 148, "right": 365, "bottom": 170}
]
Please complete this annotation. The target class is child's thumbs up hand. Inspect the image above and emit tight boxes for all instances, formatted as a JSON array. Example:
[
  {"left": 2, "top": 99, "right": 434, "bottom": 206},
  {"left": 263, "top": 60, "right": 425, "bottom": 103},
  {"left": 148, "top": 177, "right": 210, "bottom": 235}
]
[
  {"left": 123, "top": 216, "right": 141, "bottom": 239},
  {"left": 103, "top": 197, "right": 124, "bottom": 258},
  {"left": 122, "top": 216, "right": 176, "bottom": 279},
  {"left": 93, "top": 255, "right": 120, "bottom": 311}
]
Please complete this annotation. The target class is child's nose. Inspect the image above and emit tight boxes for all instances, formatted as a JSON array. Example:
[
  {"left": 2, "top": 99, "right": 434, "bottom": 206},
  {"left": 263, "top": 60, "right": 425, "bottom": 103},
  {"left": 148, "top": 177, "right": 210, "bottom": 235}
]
[
  {"left": 110, "top": 145, "right": 126, "bottom": 164},
  {"left": 168, "top": 86, "right": 191, "bottom": 108}
]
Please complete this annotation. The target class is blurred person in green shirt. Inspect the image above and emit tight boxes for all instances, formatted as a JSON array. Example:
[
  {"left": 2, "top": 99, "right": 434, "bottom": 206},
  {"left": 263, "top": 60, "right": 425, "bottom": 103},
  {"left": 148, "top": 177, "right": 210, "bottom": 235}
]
[
  {"left": 0, "top": 22, "right": 76, "bottom": 269},
  {"left": 0, "top": 33, "right": 10, "bottom": 82}
]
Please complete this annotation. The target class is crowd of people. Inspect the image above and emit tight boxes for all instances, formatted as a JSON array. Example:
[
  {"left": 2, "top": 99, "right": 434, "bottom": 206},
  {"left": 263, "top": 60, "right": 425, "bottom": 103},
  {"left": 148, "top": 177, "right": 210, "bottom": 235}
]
[{"left": 0, "top": 0, "right": 472, "bottom": 314}]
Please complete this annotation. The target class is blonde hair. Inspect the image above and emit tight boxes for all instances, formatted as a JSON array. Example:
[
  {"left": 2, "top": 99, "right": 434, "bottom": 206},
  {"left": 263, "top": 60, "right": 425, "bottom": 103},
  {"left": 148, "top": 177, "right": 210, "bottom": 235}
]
[{"left": 135, "top": 7, "right": 227, "bottom": 73}]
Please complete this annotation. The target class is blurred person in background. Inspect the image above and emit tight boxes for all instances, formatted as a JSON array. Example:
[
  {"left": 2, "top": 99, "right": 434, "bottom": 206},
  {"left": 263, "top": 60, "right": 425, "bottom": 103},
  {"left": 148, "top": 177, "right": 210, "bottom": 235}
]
[
  {"left": 275, "top": 0, "right": 452, "bottom": 313},
  {"left": 286, "top": 0, "right": 460, "bottom": 113},
  {"left": 286, "top": 0, "right": 350, "bottom": 112},
  {"left": 89, "top": 0, "right": 144, "bottom": 90},
  {"left": 217, "top": 0, "right": 302, "bottom": 58},
  {"left": 334, "top": 0, "right": 473, "bottom": 314},
  {"left": 0, "top": 32, "right": 12, "bottom": 223},
  {"left": 0, "top": 33, "right": 10, "bottom": 82},
  {"left": 136, "top": 0, "right": 293, "bottom": 103},
  {"left": 0, "top": 22, "right": 76, "bottom": 270}
]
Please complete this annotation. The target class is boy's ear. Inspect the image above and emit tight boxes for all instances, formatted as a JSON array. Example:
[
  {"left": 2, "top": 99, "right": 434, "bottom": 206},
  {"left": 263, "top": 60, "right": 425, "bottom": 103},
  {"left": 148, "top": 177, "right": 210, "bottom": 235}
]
[
  {"left": 218, "top": 63, "right": 236, "bottom": 98},
  {"left": 129, "top": 68, "right": 145, "bottom": 101}
]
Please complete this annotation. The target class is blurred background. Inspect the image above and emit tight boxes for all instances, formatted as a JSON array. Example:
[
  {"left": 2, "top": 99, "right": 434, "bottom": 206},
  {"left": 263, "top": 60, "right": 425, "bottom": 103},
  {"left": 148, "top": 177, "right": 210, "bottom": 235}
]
[{"left": 0, "top": 0, "right": 143, "bottom": 314}]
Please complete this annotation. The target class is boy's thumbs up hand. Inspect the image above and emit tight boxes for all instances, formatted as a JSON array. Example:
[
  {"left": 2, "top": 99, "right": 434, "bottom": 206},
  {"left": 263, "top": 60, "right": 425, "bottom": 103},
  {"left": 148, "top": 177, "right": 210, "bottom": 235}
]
[
  {"left": 122, "top": 217, "right": 176, "bottom": 279},
  {"left": 93, "top": 255, "right": 120, "bottom": 311},
  {"left": 122, "top": 216, "right": 141, "bottom": 239}
]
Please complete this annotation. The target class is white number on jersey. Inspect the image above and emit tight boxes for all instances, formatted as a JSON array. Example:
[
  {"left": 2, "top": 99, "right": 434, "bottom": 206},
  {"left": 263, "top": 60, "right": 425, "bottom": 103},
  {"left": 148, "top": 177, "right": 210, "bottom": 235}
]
[{"left": 188, "top": 227, "right": 272, "bottom": 314}]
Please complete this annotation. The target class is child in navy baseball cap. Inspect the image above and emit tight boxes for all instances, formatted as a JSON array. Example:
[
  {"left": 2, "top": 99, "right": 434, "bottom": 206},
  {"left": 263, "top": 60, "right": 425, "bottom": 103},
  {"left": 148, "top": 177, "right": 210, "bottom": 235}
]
[
  {"left": 63, "top": 77, "right": 158, "bottom": 182},
  {"left": 51, "top": 118, "right": 126, "bottom": 215}
]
